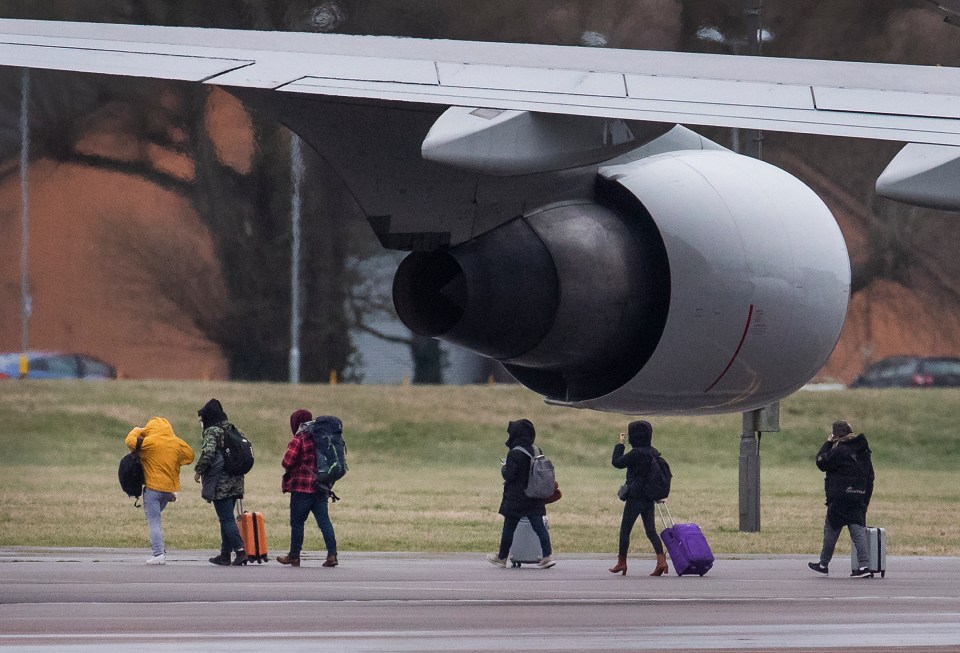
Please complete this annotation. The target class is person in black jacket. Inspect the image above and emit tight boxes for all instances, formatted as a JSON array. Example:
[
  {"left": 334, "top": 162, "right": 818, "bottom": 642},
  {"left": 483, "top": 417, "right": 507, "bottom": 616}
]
[
  {"left": 609, "top": 420, "right": 667, "bottom": 576},
  {"left": 808, "top": 420, "right": 876, "bottom": 577},
  {"left": 487, "top": 419, "right": 556, "bottom": 569}
]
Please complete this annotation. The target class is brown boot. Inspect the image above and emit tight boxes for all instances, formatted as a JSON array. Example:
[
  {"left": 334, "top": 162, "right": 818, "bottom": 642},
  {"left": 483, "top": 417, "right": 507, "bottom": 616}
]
[
  {"left": 322, "top": 554, "right": 338, "bottom": 567},
  {"left": 650, "top": 553, "right": 668, "bottom": 576},
  {"left": 609, "top": 555, "right": 628, "bottom": 575},
  {"left": 276, "top": 555, "right": 300, "bottom": 567}
]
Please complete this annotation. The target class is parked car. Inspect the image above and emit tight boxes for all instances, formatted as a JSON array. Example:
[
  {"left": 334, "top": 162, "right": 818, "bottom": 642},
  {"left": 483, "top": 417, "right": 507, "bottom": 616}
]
[
  {"left": 0, "top": 351, "right": 116, "bottom": 380},
  {"left": 849, "top": 355, "right": 960, "bottom": 388}
]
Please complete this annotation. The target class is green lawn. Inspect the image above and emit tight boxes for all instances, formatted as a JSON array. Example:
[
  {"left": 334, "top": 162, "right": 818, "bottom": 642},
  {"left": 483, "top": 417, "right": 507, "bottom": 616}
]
[{"left": 1, "top": 381, "right": 957, "bottom": 557}]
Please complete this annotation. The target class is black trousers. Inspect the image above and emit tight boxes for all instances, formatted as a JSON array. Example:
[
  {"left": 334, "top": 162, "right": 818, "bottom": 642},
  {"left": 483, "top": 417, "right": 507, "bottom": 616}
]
[{"left": 618, "top": 497, "right": 664, "bottom": 557}]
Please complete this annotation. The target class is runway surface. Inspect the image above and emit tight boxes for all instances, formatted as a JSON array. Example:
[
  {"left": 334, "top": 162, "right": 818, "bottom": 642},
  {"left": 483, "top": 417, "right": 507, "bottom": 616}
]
[{"left": 1, "top": 548, "right": 959, "bottom": 652}]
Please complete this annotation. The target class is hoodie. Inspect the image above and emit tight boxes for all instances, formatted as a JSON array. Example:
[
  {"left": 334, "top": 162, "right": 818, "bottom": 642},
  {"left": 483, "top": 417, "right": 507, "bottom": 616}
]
[
  {"left": 125, "top": 417, "right": 195, "bottom": 493},
  {"left": 498, "top": 419, "right": 546, "bottom": 518},
  {"left": 198, "top": 399, "right": 228, "bottom": 430},
  {"left": 612, "top": 420, "right": 661, "bottom": 504}
]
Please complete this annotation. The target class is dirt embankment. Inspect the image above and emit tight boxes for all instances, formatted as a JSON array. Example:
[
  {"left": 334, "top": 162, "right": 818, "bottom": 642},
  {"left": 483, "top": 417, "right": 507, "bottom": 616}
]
[{"left": 0, "top": 161, "right": 226, "bottom": 379}]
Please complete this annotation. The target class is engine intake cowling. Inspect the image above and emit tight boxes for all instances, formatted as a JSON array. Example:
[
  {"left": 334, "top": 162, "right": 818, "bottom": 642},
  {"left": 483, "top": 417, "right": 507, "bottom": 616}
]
[{"left": 393, "top": 149, "right": 850, "bottom": 415}]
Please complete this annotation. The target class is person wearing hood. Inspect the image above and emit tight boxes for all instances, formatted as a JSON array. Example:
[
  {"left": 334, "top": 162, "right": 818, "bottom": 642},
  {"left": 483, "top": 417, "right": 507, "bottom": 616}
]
[
  {"left": 277, "top": 409, "right": 339, "bottom": 568},
  {"left": 609, "top": 420, "right": 667, "bottom": 576},
  {"left": 809, "top": 420, "right": 876, "bottom": 577},
  {"left": 487, "top": 419, "right": 556, "bottom": 569},
  {"left": 192, "top": 399, "right": 247, "bottom": 566},
  {"left": 124, "top": 417, "right": 195, "bottom": 565}
]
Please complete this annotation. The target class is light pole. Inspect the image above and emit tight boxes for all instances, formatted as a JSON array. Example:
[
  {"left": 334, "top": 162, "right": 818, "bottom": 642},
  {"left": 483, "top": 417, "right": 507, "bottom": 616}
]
[
  {"left": 698, "top": 4, "right": 779, "bottom": 533},
  {"left": 696, "top": 3, "right": 772, "bottom": 157},
  {"left": 19, "top": 68, "right": 31, "bottom": 379},
  {"left": 288, "top": 133, "right": 304, "bottom": 384}
]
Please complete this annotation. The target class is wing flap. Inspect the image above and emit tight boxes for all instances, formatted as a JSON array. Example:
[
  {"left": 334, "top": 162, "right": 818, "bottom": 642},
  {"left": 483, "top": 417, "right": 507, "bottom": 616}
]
[
  {"left": 814, "top": 86, "right": 960, "bottom": 120},
  {"left": 436, "top": 63, "right": 626, "bottom": 97},
  {"left": 212, "top": 52, "right": 439, "bottom": 89},
  {"left": 0, "top": 40, "right": 249, "bottom": 81}
]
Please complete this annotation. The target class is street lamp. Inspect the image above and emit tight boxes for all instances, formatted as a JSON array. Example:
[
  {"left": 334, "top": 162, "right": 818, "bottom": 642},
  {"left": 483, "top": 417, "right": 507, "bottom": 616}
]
[
  {"left": 19, "top": 68, "right": 31, "bottom": 379},
  {"left": 695, "top": 8, "right": 774, "bottom": 159},
  {"left": 289, "top": 133, "right": 304, "bottom": 384}
]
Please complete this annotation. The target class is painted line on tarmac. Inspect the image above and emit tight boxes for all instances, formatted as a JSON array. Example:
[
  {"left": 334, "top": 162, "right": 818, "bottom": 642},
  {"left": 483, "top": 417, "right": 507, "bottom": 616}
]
[
  {"left": 3, "top": 595, "right": 958, "bottom": 607},
  {"left": 3, "top": 623, "right": 960, "bottom": 651}
]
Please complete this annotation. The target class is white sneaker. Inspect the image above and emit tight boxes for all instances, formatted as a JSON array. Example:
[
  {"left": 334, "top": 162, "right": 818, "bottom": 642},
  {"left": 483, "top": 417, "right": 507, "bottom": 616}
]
[
  {"left": 486, "top": 553, "right": 507, "bottom": 568},
  {"left": 145, "top": 554, "right": 166, "bottom": 565},
  {"left": 537, "top": 556, "right": 556, "bottom": 569}
]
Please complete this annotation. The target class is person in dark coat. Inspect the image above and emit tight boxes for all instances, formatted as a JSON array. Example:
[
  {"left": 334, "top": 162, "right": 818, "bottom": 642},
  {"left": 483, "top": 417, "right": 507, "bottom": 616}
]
[
  {"left": 487, "top": 419, "right": 556, "bottom": 569},
  {"left": 609, "top": 420, "right": 667, "bottom": 576},
  {"left": 193, "top": 398, "right": 248, "bottom": 566},
  {"left": 808, "top": 419, "right": 876, "bottom": 577}
]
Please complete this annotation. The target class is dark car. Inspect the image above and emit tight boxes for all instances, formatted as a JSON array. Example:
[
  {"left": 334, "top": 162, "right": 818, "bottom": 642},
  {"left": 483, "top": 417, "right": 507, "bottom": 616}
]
[
  {"left": 0, "top": 351, "right": 116, "bottom": 380},
  {"left": 850, "top": 356, "right": 960, "bottom": 388}
]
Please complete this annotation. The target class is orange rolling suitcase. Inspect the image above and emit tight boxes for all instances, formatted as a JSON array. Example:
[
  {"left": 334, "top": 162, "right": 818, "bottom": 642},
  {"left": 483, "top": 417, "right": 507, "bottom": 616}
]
[{"left": 236, "top": 501, "right": 269, "bottom": 564}]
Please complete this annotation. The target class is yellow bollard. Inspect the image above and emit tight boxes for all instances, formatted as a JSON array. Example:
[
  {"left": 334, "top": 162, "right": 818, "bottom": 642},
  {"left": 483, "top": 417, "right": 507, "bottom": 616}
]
[
  {"left": 18, "top": 353, "right": 28, "bottom": 379},
  {"left": 329, "top": 369, "right": 338, "bottom": 385}
]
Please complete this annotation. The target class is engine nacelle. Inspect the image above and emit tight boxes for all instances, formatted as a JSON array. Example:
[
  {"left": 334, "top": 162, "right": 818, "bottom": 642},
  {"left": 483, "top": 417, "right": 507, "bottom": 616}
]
[{"left": 393, "top": 150, "right": 849, "bottom": 415}]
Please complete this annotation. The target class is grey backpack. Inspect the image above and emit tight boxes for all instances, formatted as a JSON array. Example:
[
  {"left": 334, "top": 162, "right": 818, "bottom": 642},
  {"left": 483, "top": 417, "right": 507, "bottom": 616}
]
[{"left": 513, "top": 446, "right": 556, "bottom": 499}]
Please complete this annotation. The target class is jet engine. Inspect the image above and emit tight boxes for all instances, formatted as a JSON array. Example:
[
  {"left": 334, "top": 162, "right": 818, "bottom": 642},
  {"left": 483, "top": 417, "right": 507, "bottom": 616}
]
[{"left": 393, "top": 149, "right": 850, "bottom": 415}]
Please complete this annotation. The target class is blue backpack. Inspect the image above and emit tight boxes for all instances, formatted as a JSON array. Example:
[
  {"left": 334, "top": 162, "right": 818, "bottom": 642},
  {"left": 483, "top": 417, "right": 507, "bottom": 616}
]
[{"left": 305, "top": 416, "right": 348, "bottom": 488}]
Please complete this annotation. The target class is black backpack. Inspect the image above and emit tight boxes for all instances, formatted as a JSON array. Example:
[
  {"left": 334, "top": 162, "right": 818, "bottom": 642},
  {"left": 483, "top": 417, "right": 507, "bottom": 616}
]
[
  {"left": 220, "top": 424, "right": 254, "bottom": 476},
  {"left": 305, "top": 416, "right": 348, "bottom": 488},
  {"left": 118, "top": 435, "right": 145, "bottom": 506},
  {"left": 640, "top": 453, "right": 672, "bottom": 501}
]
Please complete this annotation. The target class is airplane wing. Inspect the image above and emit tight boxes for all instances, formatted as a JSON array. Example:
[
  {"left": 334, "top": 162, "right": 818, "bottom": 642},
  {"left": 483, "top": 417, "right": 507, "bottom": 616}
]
[
  {"left": 2, "top": 18, "right": 960, "bottom": 146},
  {"left": 0, "top": 19, "right": 933, "bottom": 415}
]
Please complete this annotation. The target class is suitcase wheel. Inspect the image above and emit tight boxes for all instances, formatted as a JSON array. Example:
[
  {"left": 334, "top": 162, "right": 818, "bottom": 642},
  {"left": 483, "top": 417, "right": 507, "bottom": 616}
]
[
  {"left": 512, "top": 561, "right": 521, "bottom": 568},
  {"left": 880, "top": 571, "right": 885, "bottom": 578}
]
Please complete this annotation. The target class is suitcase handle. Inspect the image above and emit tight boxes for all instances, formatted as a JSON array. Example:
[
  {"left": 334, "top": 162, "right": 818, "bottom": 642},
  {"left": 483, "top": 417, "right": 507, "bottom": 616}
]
[{"left": 655, "top": 500, "right": 674, "bottom": 530}]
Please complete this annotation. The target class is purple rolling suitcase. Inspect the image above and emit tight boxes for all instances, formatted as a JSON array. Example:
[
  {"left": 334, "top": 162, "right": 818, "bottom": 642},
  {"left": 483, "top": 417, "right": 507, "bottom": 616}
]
[{"left": 656, "top": 502, "right": 714, "bottom": 577}]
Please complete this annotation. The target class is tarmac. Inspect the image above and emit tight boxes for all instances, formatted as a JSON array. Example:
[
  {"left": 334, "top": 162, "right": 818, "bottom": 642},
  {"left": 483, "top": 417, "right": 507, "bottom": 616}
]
[{"left": 1, "top": 548, "right": 959, "bottom": 652}]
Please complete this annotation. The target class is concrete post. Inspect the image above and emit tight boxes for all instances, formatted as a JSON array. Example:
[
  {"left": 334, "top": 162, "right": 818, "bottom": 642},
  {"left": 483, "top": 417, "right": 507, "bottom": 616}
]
[
  {"left": 739, "top": 411, "right": 761, "bottom": 532},
  {"left": 739, "top": 402, "right": 779, "bottom": 532}
]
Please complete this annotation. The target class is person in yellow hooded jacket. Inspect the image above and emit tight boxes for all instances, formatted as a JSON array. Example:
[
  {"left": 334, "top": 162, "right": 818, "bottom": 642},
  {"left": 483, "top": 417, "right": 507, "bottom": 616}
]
[{"left": 125, "top": 417, "right": 195, "bottom": 565}]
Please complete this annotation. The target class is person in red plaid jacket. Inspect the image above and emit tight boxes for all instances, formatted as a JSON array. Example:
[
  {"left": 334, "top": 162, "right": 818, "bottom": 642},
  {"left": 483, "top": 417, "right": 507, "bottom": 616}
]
[{"left": 277, "top": 409, "right": 338, "bottom": 568}]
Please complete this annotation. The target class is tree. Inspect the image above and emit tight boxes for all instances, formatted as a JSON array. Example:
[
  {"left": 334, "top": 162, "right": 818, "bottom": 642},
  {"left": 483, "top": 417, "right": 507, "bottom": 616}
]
[{"left": 0, "top": 0, "right": 366, "bottom": 381}]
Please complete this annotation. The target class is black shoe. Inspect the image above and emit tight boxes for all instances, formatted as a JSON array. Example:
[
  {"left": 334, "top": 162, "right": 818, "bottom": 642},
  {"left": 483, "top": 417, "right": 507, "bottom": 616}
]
[
  {"left": 807, "top": 562, "right": 828, "bottom": 574},
  {"left": 208, "top": 553, "right": 231, "bottom": 566},
  {"left": 232, "top": 551, "right": 249, "bottom": 566},
  {"left": 850, "top": 566, "right": 873, "bottom": 578}
]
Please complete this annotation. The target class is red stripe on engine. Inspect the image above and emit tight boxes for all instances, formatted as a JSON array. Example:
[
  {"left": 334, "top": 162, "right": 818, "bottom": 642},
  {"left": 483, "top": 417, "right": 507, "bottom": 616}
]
[{"left": 704, "top": 304, "right": 754, "bottom": 393}]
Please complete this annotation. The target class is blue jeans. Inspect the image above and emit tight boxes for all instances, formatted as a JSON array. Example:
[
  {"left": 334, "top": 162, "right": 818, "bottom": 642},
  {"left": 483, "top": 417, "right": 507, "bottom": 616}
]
[
  {"left": 142, "top": 488, "right": 175, "bottom": 556},
  {"left": 497, "top": 514, "right": 551, "bottom": 560},
  {"left": 289, "top": 491, "right": 337, "bottom": 558},
  {"left": 213, "top": 497, "right": 244, "bottom": 555}
]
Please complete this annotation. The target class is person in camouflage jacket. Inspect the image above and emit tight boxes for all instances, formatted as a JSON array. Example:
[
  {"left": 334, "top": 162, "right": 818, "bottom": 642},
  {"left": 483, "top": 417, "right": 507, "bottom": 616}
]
[{"left": 193, "top": 398, "right": 247, "bottom": 566}]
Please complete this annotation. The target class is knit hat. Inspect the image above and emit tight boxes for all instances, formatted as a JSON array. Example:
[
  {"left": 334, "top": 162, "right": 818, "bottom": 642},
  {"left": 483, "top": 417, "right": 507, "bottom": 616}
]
[
  {"left": 290, "top": 409, "right": 313, "bottom": 435},
  {"left": 831, "top": 420, "right": 853, "bottom": 437},
  {"left": 628, "top": 420, "right": 653, "bottom": 448}
]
